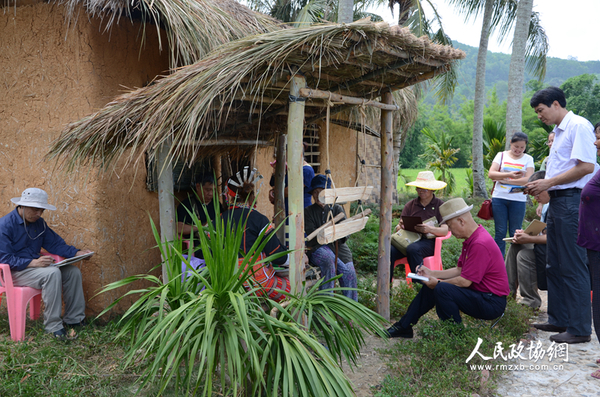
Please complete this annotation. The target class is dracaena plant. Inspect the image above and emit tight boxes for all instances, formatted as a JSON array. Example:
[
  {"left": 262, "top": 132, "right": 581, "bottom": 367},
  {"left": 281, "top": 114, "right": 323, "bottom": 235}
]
[{"left": 97, "top": 195, "right": 386, "bottom": 396}]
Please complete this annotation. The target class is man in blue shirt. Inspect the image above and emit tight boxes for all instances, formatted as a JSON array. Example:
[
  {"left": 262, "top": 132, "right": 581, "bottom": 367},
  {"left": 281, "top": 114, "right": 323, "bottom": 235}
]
[{"left": 0, "top": 188, "right": 93, "bottom": 340}]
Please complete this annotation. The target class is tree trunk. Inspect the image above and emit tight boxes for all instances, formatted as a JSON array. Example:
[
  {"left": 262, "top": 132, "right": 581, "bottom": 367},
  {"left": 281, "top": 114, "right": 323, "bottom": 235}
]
[
  {"left": 337, "top": 0, "right": 353, "bottom": 23},
  {"left": 506, "top": 0, "right": 533, "bottom": 147},
  {"left": 472, "top": 0, "right": 494, "bottom": 199}
]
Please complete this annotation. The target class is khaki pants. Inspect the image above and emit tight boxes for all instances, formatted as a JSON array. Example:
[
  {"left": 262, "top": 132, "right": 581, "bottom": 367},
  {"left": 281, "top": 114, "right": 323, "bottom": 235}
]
[
  {"left": 11, "top": 265, "right": 85, "bottom": 333},
  {"left": 505, "top": 243, "right": 541, "bottom": 309}
]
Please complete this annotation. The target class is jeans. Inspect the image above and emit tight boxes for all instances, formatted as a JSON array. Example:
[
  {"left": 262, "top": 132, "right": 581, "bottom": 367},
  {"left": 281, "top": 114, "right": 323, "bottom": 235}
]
[
  {"left": 311, "top": 245, "right": 358, "bottom": 301},
  {"left": 492, "top": 197, "right": 526, "bottom": 257}
]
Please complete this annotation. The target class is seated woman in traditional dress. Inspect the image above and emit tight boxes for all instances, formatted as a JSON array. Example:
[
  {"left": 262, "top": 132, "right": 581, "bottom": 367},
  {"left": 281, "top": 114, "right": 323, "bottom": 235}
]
[
  {"left": 304, "top": 174, "right": 358, "bottom": 301},
  {"left": 222, "top": 167, "right": 290, "bottom": 302},
  {"left": 390, "top": 171, "right": 449, "bottom": 281}
]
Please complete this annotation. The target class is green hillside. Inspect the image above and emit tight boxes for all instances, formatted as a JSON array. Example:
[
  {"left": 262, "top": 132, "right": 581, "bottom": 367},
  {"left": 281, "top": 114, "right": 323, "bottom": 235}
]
[{"left": 425, "top": 41, "right": 600, "bottom": 107}]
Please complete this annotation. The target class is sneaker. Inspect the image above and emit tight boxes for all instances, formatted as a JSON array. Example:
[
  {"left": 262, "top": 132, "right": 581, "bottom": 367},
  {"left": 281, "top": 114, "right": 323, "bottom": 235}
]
[
  {"left": 65, "top": 319, "right": 88, "bottom": 329},
  {"left": 384, "top": 323, "right": 413, "bottom": 339},
  {"left": 53, "top": 328, "right": 78, "bottom": 341}
]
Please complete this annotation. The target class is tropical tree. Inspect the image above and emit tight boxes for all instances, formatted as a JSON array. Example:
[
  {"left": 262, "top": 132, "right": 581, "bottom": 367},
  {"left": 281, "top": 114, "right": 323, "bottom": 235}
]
[
  {"left": 98, "top": 197, "right": 386, "bottom": 396},
  {"left": 561, "top": 74, "right": 600, "bottom": 123},
  {"left": 505, "top": 0, "right": 548, "bottom": 145},
  {"left": 420, "top": 128, "right": 460, "bottom": 195},
  {"left": 482, "top": 117, "right": 506, "bottom": 170}
]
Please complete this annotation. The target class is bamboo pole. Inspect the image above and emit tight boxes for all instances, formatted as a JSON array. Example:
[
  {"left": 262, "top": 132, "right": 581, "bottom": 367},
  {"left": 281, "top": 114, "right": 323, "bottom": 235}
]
[
  {"left": 305, "top": 212, "right": 345, "bottom": 242},
  {"left": 377, "top": 91, "right": 394, "bottom": 320},
  {"left": 287, "top": 74, "right": 306, "bottom": 295},
  {"left": 157, "top": 141, "right": 176, "bottom": 283},
  {"left": 274, "top": 133, "right": 287, "bottom": 244},
  {"left": 299, "top": 88, "right": 399, "bottom": 111}
]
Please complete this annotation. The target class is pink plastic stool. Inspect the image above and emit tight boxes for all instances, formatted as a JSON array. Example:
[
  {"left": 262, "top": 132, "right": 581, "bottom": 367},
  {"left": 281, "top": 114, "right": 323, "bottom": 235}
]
[{"left": 393, "top": 231, "right": 452, "bottom": 286}]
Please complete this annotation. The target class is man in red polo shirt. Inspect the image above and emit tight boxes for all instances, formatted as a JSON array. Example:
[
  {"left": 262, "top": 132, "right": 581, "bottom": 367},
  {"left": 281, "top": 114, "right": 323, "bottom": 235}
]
[{"left": 386, "top": 198, "right": 509, "bottom": 338}]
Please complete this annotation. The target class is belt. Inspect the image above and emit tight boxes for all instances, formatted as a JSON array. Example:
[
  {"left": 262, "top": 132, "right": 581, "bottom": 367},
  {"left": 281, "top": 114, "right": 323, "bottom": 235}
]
[{"left": 548, "top": 188, "right": 581, "bottom": 198}]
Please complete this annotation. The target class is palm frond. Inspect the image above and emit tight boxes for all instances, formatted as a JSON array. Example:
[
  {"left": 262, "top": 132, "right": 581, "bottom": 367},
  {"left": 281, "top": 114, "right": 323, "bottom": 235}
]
[{"left": 524, "top": 10, "right": 548, "bottom": 80}]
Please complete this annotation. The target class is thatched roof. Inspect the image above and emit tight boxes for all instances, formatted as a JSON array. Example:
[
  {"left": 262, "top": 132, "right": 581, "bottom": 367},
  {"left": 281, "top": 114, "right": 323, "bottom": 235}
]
[
  {"left": 48, "top": 19, "right": 465, "bottom": 172},
  {"left": 55, "top": 0, "right": 283, "bottom": 67}
]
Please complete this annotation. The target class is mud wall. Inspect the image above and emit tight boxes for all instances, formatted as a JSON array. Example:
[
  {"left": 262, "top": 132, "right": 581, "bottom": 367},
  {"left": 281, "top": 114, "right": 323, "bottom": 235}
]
[{"left": 0, "top": 2, "right": 170, "bottom": 315}]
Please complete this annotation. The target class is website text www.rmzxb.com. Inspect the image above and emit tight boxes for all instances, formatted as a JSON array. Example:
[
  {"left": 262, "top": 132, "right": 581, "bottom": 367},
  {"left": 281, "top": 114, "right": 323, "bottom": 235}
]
[{"left": 469, "top": 364, "right": 564, "bottom": 371}]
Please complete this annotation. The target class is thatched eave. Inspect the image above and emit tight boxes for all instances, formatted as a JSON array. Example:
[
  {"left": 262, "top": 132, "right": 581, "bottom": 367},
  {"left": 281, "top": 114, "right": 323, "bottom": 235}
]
[{"left": 47, "top": 19, "right": 465, "bottom": 173}]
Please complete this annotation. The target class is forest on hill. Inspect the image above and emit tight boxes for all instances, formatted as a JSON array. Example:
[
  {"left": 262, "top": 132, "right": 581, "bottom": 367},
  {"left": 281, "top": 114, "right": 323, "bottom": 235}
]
[{"left": 426, "top": 41, "right": 600, "bottom": 108}]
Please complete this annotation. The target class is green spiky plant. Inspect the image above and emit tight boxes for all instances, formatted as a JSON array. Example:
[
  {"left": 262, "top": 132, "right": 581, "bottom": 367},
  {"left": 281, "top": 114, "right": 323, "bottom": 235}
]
[{"left": 97, "top": 197, "right": 386, "bottom": 397}]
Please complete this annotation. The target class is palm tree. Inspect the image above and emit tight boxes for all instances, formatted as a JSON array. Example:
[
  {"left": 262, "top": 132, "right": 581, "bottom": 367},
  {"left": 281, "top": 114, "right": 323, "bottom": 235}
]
[
  {"left": 446, "top": 0, "right": 547, "bottom": 198},
  {"left": 506, "top": 0, "right": 547, "bottom": 145},
  {"left": 420, "top": 128, "right": 460, "bottom": 195}
]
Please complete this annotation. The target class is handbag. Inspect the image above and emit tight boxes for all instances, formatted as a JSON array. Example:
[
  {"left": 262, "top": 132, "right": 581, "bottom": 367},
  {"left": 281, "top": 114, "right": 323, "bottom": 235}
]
[
  {"left": 477, "top": 152, "right": 503, "bottom": 221},
  {"left": 391, "top": 229, "right": 421, "bottom": 255}
]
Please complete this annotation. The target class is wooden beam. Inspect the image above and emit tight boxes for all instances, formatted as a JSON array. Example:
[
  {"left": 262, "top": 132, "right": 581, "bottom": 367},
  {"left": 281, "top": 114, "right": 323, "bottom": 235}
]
[
  {"left": 287, "top": 74, "right": 306, "bottom": 296},
  {"left": 157, "top": 141, "right": 176, "bottom": 283},
  {"left": 274, "top": 134, "right": 287, "bottom": 244},
  {"left": 194, "top": 139, "right": 269, "bottom": 146},
  {"left": 376, "top": 91, "right": 394, "bottom": 320},
  {"left": 299, "top": 88, "right": 399, "bottom": 111}
]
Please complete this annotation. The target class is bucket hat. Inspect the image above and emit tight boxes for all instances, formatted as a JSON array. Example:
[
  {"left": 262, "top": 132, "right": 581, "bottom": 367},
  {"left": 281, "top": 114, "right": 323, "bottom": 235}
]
[
  {"left": 405, "top": 171, "right": 447, "bottom": 190},
  {"left": 308, "top": 174, "right": 332, "bottom": 193},
  {"left": 440, "top": 198, "right": 473, "bottom": 224},
  {"left": 11, "top": 188, "right": 56, "bottom": 211}
]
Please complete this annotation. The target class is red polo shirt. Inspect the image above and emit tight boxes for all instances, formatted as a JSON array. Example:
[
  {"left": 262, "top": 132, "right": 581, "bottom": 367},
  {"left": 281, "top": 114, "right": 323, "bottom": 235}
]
[{"left": 458, "top": 225, "right": 509, "bottom": 296}]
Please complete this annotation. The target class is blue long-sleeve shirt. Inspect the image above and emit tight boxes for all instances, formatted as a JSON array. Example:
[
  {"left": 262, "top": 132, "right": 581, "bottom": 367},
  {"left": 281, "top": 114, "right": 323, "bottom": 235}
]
[{"left": 0, "top": 208, "right": 79, "bottom": 271}]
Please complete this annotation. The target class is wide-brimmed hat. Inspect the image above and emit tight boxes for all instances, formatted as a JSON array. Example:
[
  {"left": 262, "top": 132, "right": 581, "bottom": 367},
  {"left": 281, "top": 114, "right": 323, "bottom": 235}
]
[
  {"left": 308, "top": 174, "right": 332, "bottom": 193},
  {"left": 405, "top": 171, "right": 447, "bottom": 190},
  {"left": 440, "top": 198, "right": 473, "bottom": 224},
  {"left": 11, "top": 188, "right": 56, "bottom": 210}
]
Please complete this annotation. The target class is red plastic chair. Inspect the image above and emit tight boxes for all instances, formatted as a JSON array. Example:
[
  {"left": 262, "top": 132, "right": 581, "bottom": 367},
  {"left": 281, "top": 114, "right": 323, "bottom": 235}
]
[
  {"left": 393, "top": 231, "right": 452, "bottom": 286},
  {"left": 0, "top": 263, "right": 42, "bottom": 341}
]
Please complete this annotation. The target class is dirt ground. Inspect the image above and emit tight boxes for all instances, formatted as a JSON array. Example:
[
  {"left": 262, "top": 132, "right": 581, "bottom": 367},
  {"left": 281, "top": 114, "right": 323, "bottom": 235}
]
[{"left": 341, "top": 332, "right": 397, "bottom": 397}]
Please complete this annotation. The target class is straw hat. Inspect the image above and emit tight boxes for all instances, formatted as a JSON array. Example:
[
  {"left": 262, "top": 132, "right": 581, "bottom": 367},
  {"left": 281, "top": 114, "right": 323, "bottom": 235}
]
[
  {"left": 440, "top": 198, "right": 473, "bottom": 224},
  {"left": 11, "top": 188, "right": 56, "bottom": 211},
  {"left": 405, "top": 171, "right": 447, "bottom": 190}
]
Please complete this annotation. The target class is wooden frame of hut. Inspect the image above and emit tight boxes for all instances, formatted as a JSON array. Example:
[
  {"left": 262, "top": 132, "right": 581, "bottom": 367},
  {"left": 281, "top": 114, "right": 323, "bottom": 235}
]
[{"left": 49, "top": 19, "right": 464, "bottom": 318}]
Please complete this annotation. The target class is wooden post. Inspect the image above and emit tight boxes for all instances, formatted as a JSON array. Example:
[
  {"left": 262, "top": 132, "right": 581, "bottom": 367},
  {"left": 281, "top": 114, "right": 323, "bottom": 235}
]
[
  {"left": 287, "top": 74, "right": 306, "bottom": 295},
  {"left": 157, "top": 141, "right": 176, "bottom": 283},
  {"left": 274, "top": 133, "right": 287, "bottom": 244},
  {"left": 377, "top": 91, "right": 394, "bottom": 320}
]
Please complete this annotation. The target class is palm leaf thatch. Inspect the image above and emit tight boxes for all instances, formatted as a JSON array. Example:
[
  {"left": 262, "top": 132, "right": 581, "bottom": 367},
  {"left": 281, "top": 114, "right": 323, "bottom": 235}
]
[
  {"left": 54, "top": 0, "right": 283, "bottom": 67},
  {"left": 48, "top": 19, "right": 464, "bottom": 173}
]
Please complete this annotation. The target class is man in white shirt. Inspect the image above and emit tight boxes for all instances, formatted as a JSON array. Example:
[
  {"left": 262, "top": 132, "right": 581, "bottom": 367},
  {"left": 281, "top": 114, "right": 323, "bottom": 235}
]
[{"left": 526, "top": 86, "right": 596, "bottom": 344}]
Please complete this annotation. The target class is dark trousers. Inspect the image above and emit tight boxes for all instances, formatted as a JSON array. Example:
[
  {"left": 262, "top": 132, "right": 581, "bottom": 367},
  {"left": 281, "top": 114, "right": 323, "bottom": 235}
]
[
  {"left": 588, "top": 249, "right": 600, "bottom": 344},
  {"left": 397, "top": 282, "right": 506, "bottom": 328},
  {"left": 390, "top": 238, "right": 435, "bottom": 282},
  {"left": 546, "top": 191, "right": 591, "bottom": 336}
]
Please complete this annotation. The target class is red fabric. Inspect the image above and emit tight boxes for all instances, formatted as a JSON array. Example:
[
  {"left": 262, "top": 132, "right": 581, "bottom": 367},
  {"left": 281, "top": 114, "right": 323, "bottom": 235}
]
[
  {"left": 238, "top": 255, "right": 290, "bottom": 302},
  {"left": 458, "top": 225, "right": 509, "bottom": 296}
]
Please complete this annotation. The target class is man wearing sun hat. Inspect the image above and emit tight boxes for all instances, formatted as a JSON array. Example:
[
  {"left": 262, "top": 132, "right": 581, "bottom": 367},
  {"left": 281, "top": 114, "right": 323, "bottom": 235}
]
[
  {"left": 0, "top": 188, "right": 93, "bottom": 340},
  {"left": 389, "top": 171, "right": 449, "bottom": 280},
  {"left": 386, "top": 198, "right": 509, "bottom": 338}
]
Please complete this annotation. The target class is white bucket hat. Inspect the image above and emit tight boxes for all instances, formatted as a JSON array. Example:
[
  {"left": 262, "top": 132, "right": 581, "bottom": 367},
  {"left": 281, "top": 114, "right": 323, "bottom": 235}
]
[
  {"left": 405, "top": 171, "right": 447, "bottom": 190},
  {"left": 11, "top": 188, "right": 56, "bottom": 211},
  {"left": 440, "top": 198, "right": 473, "bottom": 224}
]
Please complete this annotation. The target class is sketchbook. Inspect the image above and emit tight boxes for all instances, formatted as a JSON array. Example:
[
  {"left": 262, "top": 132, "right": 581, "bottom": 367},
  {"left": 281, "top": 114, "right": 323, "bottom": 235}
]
[
  {"left": 407, "top": 272, "right": 429, "bottom": 282},
  {"left": 503, "top": 220, "right": 546, "bottom": 242},
  {"left": 52, "top": 252, "right": 94, "bottom": 267}
]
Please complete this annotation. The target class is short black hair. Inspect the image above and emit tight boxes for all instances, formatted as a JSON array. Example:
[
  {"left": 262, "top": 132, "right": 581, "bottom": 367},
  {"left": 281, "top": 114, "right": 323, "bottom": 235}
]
[
  {"left": 530, "top": 87, "right": 566, "bottom": 108},
  {"left": 510, "top": 131, "right": 528, "bottom": 144},
  {"left": 194, "top": 173, "right": 215, "bottom": 187},
  {"left": 528, "top": 170, "right": 545, "bottom": 182},
  {"left": 594, "top": 122, "right": 600, "bottom": 132}
]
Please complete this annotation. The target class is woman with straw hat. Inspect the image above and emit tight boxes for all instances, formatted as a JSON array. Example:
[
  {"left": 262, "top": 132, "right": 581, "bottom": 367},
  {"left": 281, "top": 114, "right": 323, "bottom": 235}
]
[{"left": 390, "top": 171, "right": 449, "bottom": 281}]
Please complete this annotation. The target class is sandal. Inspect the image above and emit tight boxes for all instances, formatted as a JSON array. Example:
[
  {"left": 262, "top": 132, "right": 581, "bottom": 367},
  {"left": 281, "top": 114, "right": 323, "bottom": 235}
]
[{"left": 592, "top": 369, "right": 600, "bottom": 380}]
